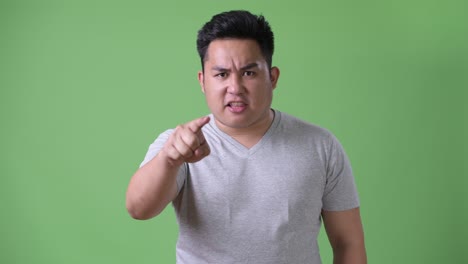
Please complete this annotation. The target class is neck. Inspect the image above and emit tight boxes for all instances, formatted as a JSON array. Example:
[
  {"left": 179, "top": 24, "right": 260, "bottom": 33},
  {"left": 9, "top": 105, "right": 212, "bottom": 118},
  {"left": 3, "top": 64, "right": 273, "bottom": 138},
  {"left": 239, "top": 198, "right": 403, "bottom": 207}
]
[{"left": 215, "top": 109, "right": 275, "bottom": 149}]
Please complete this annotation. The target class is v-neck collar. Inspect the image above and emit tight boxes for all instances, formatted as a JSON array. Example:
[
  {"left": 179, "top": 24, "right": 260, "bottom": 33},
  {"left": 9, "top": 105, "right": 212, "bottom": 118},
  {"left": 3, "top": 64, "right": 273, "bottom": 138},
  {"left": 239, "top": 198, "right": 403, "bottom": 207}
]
[{"left": 207, "top": 109, "right": 281, "bottom": 157}]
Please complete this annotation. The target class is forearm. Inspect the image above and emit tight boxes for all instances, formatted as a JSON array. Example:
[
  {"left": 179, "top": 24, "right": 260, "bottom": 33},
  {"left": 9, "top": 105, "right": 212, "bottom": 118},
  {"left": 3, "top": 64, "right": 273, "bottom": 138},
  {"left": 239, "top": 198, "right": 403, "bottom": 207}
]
[
  {"left": 126, "top": 152, "right": 179, "bottom": 220},
  {"left": 322, "top": 208, "right": 367, "bottom": 264},
  {"left": 332, "top": 243, "right": 367, "bottom": 264}
]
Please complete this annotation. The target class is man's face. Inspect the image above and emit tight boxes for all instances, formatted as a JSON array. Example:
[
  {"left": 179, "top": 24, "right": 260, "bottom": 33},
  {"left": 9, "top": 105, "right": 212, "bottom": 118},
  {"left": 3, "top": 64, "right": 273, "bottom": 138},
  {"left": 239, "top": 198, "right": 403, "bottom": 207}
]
[{"left": 198, "top": 39, "right": 279, "bottom": 131}]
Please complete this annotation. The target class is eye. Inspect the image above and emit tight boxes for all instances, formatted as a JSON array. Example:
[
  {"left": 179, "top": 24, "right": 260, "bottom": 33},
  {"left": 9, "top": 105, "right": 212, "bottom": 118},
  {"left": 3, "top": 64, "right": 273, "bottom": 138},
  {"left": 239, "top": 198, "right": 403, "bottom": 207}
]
[
  {"left": 215, "top": 72, "right": 227, "bottom": 78},
  {"left": 243, "top": 71, "right": 255, "bottom": 77}
]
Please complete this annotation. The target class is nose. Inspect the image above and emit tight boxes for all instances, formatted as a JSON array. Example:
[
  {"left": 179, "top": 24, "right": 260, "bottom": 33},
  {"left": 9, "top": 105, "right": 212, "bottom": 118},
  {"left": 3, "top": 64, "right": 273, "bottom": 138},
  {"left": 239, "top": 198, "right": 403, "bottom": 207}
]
[{"left": 227, "top": 75, "right": 245, "bottom": 95}]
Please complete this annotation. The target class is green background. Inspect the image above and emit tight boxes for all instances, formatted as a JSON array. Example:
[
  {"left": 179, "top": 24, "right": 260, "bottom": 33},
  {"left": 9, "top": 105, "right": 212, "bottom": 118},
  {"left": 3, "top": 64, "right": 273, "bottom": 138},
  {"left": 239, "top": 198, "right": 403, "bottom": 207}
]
[{"left": 1, "top": 0, "right": 467, "bottom": 263}]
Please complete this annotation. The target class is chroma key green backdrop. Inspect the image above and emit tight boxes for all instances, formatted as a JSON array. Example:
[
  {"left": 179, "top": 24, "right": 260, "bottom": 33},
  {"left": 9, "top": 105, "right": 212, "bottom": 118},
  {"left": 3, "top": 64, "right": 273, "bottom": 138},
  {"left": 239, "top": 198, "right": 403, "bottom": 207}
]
[{"left": 1, "top": 0, "right": 466, "bottom": 263}]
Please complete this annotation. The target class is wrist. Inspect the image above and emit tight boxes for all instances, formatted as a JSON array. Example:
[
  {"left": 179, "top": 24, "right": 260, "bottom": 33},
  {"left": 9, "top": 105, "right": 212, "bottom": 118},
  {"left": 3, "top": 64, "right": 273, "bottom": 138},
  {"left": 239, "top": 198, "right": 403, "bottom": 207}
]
[{"left": 157, "top": 149, "right": 183, "bottom": 169}]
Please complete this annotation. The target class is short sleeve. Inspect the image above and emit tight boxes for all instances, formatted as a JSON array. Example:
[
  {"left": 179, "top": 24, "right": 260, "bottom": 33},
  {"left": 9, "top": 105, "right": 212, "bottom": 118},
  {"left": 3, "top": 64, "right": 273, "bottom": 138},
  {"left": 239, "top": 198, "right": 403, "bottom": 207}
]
[
  {"left": 139, "top": 129, "right": 187, "bottom": 194},
  {"left": 322, "top": 133, "right": 360, "bottom": 211}
]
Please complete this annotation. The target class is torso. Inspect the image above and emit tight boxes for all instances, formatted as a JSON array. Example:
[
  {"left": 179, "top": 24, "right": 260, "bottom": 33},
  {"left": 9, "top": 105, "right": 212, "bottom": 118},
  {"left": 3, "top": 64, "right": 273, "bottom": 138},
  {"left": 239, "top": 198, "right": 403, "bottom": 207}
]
[{"left": 172, "top": 110, "right": 337, "bottom": 263}]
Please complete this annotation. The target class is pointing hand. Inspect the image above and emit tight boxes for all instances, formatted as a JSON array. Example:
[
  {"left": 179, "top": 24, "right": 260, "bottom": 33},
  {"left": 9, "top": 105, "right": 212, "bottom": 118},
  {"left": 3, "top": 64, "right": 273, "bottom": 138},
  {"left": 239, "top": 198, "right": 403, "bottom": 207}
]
[{"left": 161, "top": 116, "right": 211, "bottom": 167}]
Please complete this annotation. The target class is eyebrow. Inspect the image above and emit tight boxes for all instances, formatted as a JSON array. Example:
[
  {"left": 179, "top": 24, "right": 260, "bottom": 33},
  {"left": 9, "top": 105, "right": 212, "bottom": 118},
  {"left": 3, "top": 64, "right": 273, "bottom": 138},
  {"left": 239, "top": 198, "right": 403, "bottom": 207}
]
[
  {"left": 211, "top": 62, "right": 259, "bottom": 72},
  {"left": 240, "top": 62, "right": 259, "bottom": 71}
]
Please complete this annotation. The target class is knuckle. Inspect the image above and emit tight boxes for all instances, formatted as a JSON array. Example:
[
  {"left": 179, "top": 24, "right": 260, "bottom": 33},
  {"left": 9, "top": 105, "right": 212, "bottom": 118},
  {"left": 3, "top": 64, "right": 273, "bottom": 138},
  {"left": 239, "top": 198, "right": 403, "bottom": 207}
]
[
  {"left": 182, "top": 133, "right": 198, "bottom": 149},
  {"left": 189, "top": 135, "right": 200, "bottom": 148},
  {"left": 165, "top": 147, "right": 179, "bottom": 161},
  {"left": 181, "top": 147, "right": 193, "bottom": 157}
]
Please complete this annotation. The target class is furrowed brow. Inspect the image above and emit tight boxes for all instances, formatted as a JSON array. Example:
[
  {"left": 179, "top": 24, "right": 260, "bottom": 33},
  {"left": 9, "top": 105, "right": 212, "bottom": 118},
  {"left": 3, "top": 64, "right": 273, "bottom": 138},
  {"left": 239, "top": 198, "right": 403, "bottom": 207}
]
[
  {"left": 211, "top": 66, "right": 229, "bottom": 72},
  {"left": 240, "top": 63, "right": 259, "bottom": 71},
  {"left": 211, "top": 63, "right": 259, "bottom": 72}
]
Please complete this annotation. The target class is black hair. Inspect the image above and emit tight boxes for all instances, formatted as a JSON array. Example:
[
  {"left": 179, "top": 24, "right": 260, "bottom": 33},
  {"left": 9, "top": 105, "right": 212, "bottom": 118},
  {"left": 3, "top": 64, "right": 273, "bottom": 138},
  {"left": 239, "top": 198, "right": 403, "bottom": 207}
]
[{"left": 196, "top": 10, "right": 274, "bottom": 71}]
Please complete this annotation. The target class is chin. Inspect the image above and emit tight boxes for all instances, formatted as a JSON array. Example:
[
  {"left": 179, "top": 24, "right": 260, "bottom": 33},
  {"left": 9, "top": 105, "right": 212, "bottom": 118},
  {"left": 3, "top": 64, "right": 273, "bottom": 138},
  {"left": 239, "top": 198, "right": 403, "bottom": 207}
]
[
  {"left": 215, "top": 115, "right": 252, "bottom": 129},
  {"left": 222, "top": 119, "right": 250, "bottom": 128}
]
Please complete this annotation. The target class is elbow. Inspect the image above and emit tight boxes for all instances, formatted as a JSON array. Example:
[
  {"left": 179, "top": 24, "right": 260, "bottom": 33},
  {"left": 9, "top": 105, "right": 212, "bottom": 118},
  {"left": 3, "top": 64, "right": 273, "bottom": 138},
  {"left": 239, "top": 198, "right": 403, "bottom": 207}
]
[
  {"left": 126, "top": 196, "right": 164, "bottom": 220},
  {"left": 126, "top": 196, "right": 161, "bottom": 220},
  {"left": 127, "top": 207, "right": 151, "bottom": 220},
  {"left": 125, "top": 181, "right": 172, "bottom": 220}
]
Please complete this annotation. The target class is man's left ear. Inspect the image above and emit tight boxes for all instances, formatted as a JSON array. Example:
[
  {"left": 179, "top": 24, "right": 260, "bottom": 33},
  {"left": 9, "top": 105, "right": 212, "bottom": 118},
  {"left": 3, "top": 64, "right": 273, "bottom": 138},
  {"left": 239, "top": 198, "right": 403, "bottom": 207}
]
[
  {"left": 270, "top": 66, "right": 280, "bottom": 89},
  {"left": 198, "top": 71, "right": 205, "bottom": 93}
]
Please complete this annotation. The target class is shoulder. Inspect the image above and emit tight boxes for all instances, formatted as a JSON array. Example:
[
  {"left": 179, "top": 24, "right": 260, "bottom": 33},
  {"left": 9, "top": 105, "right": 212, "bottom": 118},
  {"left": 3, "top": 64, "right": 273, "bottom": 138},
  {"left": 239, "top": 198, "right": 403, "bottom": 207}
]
[{"left": 275, "top": 110, "right": 333, "bottom": 141}]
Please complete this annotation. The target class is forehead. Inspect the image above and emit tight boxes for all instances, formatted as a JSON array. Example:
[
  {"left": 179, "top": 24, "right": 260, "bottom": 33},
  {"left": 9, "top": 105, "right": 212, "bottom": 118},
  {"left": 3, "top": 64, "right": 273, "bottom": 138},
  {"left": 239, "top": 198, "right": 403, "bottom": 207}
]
[{"left": 204, "top": 39, "right": 265, "bottom": 67}]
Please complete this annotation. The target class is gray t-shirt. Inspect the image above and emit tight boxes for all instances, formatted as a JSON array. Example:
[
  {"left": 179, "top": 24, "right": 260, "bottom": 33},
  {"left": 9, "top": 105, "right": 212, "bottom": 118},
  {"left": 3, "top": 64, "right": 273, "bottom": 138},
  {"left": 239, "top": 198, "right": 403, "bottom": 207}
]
[{"left": 141, "top": 110, "right": 360, "bottom": 264}]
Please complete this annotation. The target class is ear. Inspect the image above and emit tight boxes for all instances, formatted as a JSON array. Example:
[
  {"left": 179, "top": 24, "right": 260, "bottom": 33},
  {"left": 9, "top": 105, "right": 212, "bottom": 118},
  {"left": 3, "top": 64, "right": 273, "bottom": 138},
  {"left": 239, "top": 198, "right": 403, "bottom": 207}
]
[
  {"left": 270, "top": 66, "right": 280, "bottom": 90},
  {"left": 198, "top": 71, "right": 205, "bottom": 93}
]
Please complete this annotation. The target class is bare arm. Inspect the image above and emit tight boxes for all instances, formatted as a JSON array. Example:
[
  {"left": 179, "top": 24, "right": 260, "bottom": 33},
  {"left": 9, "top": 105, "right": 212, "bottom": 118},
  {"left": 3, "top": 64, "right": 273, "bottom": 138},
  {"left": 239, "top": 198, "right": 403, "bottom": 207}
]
[
  {"left": 322, "top": 207, "right": 367, "bottom": 264},
  {"left": 125, "top": 116, "right": 211, "bottom": 220}
]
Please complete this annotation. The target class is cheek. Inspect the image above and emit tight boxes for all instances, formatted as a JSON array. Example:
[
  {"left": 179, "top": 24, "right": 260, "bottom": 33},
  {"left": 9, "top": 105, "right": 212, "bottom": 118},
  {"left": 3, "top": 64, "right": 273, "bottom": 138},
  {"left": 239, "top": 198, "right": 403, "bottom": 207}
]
[
  {"left": 252, "top": 84, "right": 273, "bottom": 101},
  {"left": 204, "top": 89, "right": 224, "bottom": 107}
]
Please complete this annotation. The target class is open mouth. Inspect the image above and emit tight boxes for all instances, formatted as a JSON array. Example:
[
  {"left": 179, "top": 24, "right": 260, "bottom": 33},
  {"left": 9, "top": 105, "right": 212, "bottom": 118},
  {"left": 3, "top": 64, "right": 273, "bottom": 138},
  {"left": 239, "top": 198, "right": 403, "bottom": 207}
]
[
  {"left": 227, "top": 101, "right": 247, "bottom": 113},
  {"left": 228, "top": 102, "right": 246, "bottom": 107}
]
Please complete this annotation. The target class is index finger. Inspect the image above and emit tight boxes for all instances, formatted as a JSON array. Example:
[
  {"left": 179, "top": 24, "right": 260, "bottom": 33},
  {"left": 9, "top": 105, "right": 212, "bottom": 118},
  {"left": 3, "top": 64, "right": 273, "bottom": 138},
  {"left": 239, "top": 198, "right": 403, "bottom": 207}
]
[{"left": 187, "top": 116, "right": 210, "bottom": 133}]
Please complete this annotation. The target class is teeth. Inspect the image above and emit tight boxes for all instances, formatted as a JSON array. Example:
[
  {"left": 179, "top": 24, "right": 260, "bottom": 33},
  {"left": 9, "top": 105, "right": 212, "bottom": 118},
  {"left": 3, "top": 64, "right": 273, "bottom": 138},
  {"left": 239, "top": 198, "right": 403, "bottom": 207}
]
[{"left": 230, "top": 102, "right": 245, "bottom": 107}]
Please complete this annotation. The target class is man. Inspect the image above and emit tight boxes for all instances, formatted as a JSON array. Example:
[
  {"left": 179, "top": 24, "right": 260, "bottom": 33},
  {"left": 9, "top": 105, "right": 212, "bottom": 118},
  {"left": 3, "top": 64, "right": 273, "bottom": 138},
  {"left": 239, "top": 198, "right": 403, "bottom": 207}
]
[{"left": 126, "top": 10, "right": 366, "bottom": 264}]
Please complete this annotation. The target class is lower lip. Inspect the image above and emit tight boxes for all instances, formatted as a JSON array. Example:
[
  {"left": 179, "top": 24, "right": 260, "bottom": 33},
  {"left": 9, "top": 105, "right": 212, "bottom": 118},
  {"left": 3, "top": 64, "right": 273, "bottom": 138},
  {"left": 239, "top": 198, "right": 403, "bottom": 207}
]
[{"left": 227, "top": 105, "right": 247, "bottom": 113}]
